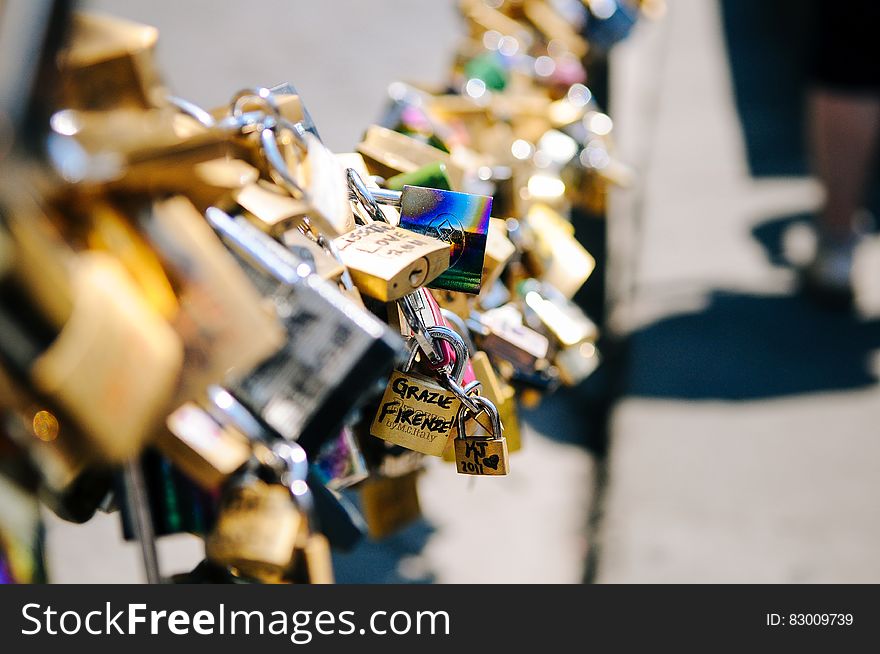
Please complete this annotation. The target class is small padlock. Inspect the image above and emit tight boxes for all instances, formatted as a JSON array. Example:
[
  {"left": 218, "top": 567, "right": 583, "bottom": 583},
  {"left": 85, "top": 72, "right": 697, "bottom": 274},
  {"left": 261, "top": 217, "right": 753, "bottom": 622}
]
[
  {"left": 370, "top": 326, "right": 468, "bottom": 457},
  {"left": 314, "top": 427, "right": 369, "bottom": 491},
  {"left": 59, "top": 13, "right": 166, "bottom": 111},
  {"left": 483, "top": 217, "right": 516, "bottom": 289},
  {"left": 453, "top": 395, "right": 509, "bottom": 476},
  {"left": 364, "top": 185, "right": 492, "bottom": 294},
  {"left": 290, "top": 521, "right": 334, "bottom": 584}
]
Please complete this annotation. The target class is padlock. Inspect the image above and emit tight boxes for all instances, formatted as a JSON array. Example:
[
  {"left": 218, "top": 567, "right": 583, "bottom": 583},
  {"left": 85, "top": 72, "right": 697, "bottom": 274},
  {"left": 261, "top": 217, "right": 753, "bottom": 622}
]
[
  {"left": 58, "top": 12, "right": 166, "bottom": 111},
  {"left": 332, "top": 170, "right": 450, "bottom": 301},
  {"left": 158, "top": 402, "right": 252, "bottom": 491},
  {"left": 206, "top": 474, "right": 302, "bottom": 583},
  {"left": 453, "top": 395, "right": 509, "bottom": 476},
  {"left": 469, "top": 351, "right": 521, "bottom": 453},
  {"left": 314, "top": 426, "right": 369, "bottom": 491},
  {"left": 281, "top": 228, "right": 346, "bottom": 281},
  {"left": 359, "top": 470, "right": 422, "bottom": 540},
  {"left": 357, "top": 125, "right": 464, "bottom": 190},
  {"left": 214, "top": 88, "right": 355, "bottom": 238},
  {"left": 46, "top": 108, "right": 239, "bottom": 201},
  {"left": 29, "top": 251, "right": 183, "bottom": 463},
  {"left": 206, "top": 441, "right": 311, "bottom": 583},
  {"left": 203, "top": 387, "right": 366, "bottom": 553},
  {"left": 520, "top": 279, "right": 598, "bottom": 348},
  {"left": 483, "top": 217, "right": 516, "bottom": 290},
  {"left": 232, "top": 182, "right": 311, "bottom": 236},
  {"left": 370, "top": 326, "right": 469, "bottom": 457},
  {"left": 149, "top": 197, "right": 287, "bottom": 403},
  {"left": 205, "top": 206, "right": 407, "bottom": 457},
  {"left": 475, "top": 304, "right": 550, "bottom": 373},
  {"left": 365, "top": 184, "right": 492, "bottom": 294},
  {"left": 288, "top": 520, "right": 334, "bottom": 584},
  {"left": 523, "top": 202, "right": 595, "bottom": 299}
]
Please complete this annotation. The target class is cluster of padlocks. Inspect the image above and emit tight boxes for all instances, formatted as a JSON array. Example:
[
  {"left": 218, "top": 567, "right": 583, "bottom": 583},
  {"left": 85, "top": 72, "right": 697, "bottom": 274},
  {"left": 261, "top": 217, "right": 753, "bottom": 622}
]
[{"left": 0, "top": 0, "right": 647, "bottom": 583}]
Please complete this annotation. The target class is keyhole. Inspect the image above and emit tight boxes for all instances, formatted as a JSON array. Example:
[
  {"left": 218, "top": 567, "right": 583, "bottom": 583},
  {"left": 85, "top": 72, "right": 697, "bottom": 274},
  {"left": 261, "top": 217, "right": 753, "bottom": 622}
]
[{"left": 408, "top": 257, "right": 430, "bottom": 287}]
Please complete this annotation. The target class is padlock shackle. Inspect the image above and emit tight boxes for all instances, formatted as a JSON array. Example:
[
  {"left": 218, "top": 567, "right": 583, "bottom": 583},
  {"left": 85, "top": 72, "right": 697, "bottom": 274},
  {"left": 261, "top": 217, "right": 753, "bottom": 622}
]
[
  {"left": 167, "top": 95, "right": 216, "bottom": 129},
  {"left": 346, "top": 168, "right": 387, "bottom": 224},
  {"left": 425, "top": 325, "right": 468, "bottom": 385},
  {"left": 205, "top": 207, "right": 306, "bottom": 286},
  {"left": 456, "top": 394, "right": 503, "bottom": 440},
  {"left": 440, "top": 308, "right": 477, "bottom": 356},
  {"left": 351, "top": 187, "right": 401, "bottom": 207}
]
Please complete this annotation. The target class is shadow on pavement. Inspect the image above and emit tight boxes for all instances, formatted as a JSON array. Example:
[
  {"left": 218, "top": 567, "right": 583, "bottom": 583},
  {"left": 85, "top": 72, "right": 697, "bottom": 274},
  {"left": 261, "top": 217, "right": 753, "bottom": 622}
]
[{"left": 625, "top": 289, "right": 880, "bottom": 401}]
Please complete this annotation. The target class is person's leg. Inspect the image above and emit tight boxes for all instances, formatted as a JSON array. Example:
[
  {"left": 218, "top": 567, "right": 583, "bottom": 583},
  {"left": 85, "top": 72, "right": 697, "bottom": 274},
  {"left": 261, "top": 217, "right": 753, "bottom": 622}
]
[
  {"left": 803, "top": 0, "right": 880, "bottom": 301},
  {"left": 809, "top": 90, "right": 880, "bottom": 246}
]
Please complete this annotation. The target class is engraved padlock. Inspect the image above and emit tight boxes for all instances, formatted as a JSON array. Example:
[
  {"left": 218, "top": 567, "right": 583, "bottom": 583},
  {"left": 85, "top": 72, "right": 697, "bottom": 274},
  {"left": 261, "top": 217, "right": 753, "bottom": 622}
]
[
  {"left": 453, "top": 395, "right": 509, "bottom": 476},
  {"left": 370, "top": 326, "right": 469, "bottom": 457},
  {"left": 366, "top": 185, "right": 492, "bottom": 294},
  {"left": 333, "top": 170, "right": 450, "bottom": 301}
]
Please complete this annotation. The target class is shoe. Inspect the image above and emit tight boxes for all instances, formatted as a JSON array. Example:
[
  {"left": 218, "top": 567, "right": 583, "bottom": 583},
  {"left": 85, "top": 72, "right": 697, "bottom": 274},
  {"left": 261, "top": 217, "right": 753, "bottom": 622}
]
[{"left": 801, "top": 239, "right": 856, "bottom": 309}]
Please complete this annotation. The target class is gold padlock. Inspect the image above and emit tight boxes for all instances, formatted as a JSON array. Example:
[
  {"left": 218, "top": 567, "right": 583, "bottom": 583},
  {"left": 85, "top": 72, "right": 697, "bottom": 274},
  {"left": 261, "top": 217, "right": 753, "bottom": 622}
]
[
  {"left": 477, "top": 304, "right": 550, "bottom": 373},
  {"left": 359, "top": 471, "right": 422, "bottom": 540},
  {"left": 370, "top": 327, "right": 468, "bottom": 457},
  {"left": 29, "top": 252, "right": 183, "bottom": 463},
  {"left": 59, "top": 12, "right": 166, "bottom": 111},
  {"left": 523, "top": 203, "right": 595, "bottom": 299},
  {"left": 470, "top": 351, "right": 521, "bottom": 453},
  {"left": 294, "top": 524, "right": 334, "bottom": 584},
  {"left": 205, "top": 475, "right": 303, "bottom": 583},
  {"left": 233, "top": 182, "right": 311, "bottom": 236},
  {"left": 158, "top": 402, "right": 252, "bottom": 490},
  {"left": 333, "top": 169, "right": 449, "bottom": 301},
  {"left": 357, "top": 125, "right": 464, "bottom": 190},
  {"left": 453, "top": 395, "right": 509, "bottom": 476},
  {"left": 483, "top": 218, "right": 516, "bottom": 290}
]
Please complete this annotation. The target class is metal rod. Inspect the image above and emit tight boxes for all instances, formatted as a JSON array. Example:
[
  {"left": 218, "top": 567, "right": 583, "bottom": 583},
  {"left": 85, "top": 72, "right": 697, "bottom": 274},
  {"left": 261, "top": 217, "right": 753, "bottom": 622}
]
[{"left": 122, "top": 458, "right": 161, "bottom": 585}]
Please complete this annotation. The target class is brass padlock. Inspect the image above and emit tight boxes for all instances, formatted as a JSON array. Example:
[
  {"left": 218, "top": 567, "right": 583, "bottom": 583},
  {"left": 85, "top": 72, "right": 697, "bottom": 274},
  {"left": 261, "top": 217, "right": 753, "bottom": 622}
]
[
  {"left": 476, "top": 304, "right": 550, "bottom": 373},
  {"left": 370, "top": 327, "right": 468, "bottom": 457},
  {"left": 158, "top": 402, "right": 252, "bottom": 490},
  {"left": 357, "top": 125, "right": 464, "bottom": 190},
  {"left": 483, "top": 217, "right": 516, "bottom": 290},
  {"left": 59, "top": 12, "right": 166, "bottom": 111},
  {"left": 365, "top": 184, "right": 493, "bottom": 294},
  {"left": 523, "top": 203, "right": 595, "bottom": 299},
  {"left": 294, "top": 525, "right": 334, "bottom": 584},
  {"left": 205, "top": 474, "right": 303, "bottom": 583},
  {"left": 453, "top": 395, "right": 509, "bottom": 476},
  {"left": 206, "top": 441, "right": 312, "bottom": 583},
  {"left": 333, "top": 169, "right": 449, "bottom": 301},
  {"left": 470, "top": 351, "right": 521, "bottom": 453},
  {"left": 359, "top": 470, "right": 422, "bottom": 540}
]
